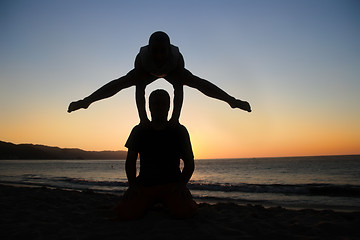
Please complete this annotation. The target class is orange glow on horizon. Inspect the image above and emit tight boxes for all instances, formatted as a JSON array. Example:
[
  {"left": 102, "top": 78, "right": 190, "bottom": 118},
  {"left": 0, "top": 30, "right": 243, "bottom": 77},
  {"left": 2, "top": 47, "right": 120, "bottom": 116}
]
[
  {"left": 1, "top": 79, "right": 359, "bottom": 159},
  {"left": 2, "top": 104, "right": 359, "bottom": 159}
]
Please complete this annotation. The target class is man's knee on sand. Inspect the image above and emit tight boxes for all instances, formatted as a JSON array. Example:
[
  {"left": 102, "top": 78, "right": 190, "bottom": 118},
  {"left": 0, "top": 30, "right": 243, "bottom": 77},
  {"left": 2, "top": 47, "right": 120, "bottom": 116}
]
[{"left": 114, "top": 184, "right": 197, "bottom": 220}]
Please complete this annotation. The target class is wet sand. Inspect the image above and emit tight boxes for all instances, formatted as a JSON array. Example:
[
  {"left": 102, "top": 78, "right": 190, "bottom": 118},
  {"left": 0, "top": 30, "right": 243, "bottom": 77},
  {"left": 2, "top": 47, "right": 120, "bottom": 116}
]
[{"left": 1, "top": 184, "right": 359, "bottom": 240}]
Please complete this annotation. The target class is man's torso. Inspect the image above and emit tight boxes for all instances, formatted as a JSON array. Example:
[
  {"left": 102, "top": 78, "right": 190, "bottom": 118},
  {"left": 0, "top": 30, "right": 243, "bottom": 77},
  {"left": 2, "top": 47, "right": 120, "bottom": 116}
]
[{"left": 125, "top": 124, "right": 193, "bottom": 186}]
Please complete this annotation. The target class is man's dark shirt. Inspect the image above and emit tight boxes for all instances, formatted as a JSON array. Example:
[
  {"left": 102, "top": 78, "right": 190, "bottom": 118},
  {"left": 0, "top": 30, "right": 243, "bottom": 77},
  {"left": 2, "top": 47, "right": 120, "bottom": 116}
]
[{"left": 125, "top": 124, "right": 193, "bottom": 186}]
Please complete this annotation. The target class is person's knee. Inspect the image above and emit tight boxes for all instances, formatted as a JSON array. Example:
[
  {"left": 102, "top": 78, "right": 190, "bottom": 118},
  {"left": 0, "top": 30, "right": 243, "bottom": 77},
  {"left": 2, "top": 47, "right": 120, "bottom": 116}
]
[{"left": 114, "top": 189, "right": 150, "bottom": 220}]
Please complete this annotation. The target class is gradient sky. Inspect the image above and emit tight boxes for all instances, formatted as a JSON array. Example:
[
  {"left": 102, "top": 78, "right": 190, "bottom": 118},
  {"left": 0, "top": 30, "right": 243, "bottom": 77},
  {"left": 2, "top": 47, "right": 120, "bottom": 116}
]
[{"left": 1, "top": 0, "right": 359, "bottom": 159}]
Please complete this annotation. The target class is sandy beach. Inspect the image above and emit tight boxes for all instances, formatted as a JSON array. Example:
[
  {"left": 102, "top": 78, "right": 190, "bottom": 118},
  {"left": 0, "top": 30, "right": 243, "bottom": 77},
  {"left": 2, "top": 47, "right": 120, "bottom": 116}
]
[{"left": 1, "top": 184, "right": 359, "bottom": 240}]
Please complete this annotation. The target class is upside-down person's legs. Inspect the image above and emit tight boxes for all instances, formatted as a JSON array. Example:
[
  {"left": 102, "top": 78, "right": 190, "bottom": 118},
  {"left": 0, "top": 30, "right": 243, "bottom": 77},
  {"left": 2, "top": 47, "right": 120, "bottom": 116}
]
[{"left": 182, "top": 69, "right": 251, "bottom": 112}]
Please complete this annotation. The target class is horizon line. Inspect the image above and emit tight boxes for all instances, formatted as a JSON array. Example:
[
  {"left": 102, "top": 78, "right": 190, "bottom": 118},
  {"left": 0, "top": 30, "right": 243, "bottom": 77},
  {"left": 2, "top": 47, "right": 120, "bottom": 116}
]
[{"left": 1, "top": 139, "right": 359, "bottom": 160}]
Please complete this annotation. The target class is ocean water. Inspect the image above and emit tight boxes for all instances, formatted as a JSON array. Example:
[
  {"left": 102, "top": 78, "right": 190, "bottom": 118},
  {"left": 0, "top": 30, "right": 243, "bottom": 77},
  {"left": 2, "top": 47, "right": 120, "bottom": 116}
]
[{"left": 0, "top": 155, "right": 359, "bottom": 211}]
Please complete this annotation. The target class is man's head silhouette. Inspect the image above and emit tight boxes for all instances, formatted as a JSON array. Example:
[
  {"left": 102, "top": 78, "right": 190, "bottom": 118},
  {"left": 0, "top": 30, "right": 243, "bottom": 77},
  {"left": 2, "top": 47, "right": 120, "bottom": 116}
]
[
  {"left": 148, "top": 31, "right": 171, "bottom": 67},
  {"left": 149, "top": 89, "right": 170, "bottom": 122}
]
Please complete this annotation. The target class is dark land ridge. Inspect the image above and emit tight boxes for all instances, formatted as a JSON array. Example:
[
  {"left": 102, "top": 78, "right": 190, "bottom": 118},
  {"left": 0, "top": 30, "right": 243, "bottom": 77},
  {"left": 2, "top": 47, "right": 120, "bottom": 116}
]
[{"left": 0, "top": 141, "right": 127, "bottom": 160}]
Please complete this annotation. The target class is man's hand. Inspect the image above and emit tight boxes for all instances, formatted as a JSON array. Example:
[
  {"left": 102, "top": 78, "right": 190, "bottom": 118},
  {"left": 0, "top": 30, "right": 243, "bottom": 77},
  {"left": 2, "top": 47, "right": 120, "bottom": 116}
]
[{"left": 67, "top": 99, "right": 90, "bottom": 113}]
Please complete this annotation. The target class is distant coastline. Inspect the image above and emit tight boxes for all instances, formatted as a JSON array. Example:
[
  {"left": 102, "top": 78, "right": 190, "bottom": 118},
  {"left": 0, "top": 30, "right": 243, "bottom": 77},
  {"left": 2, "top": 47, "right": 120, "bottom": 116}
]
[
  {"left": 0, "top": 141, "right": 127, "bottom": 160},
  {"left": 1, "top": 140, "right": 358, "bottom": 160}
]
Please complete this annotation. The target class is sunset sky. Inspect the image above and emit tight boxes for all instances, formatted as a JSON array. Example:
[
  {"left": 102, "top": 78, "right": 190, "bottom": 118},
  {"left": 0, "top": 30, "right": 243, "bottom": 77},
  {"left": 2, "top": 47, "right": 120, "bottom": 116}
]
[{"left": 1, "top": 0, "right": 359, "bottom": 159}]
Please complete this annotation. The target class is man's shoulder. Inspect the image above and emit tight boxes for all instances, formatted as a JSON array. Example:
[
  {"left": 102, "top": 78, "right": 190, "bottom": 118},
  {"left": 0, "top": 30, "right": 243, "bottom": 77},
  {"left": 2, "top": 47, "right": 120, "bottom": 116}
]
[
  {"left": 173, "top": 124, "right": 189, "bottom": 135},
  {"left": 170, "top": 44, "right": 179, "bottom": 53},
  {"left": 139, "top": 45, "right": 149, "bottom": 54},
  {"left": 133, "top": 123, "right": 149, "bottom": 130},
  {"left": 130, "top": 124, "right": 147, "bottom": 134},
  {"left": 132, "top": 124, "right": 141, "bottom": 130},
  {"left": 136, "top": 46, "right": 149, "bottom": 66},
  {"left": 127, "top": 124, "right": 149, "bottom": 145}
]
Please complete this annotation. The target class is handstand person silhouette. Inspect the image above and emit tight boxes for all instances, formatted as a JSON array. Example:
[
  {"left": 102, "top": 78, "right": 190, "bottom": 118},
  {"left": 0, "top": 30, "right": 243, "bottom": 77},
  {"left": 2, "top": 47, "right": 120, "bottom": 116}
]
[
  {"left": 114, "top": 89, "right": 197, "bottom": 220},
  {"left": 68, "top": 31, "right": 251, "bottom": 124}
]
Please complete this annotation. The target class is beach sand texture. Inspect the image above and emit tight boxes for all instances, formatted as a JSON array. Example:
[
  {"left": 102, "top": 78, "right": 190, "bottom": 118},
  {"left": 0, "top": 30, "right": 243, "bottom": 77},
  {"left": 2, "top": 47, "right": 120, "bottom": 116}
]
[{"left": 1, "top": 185, "right": 359, "bottom": 240}]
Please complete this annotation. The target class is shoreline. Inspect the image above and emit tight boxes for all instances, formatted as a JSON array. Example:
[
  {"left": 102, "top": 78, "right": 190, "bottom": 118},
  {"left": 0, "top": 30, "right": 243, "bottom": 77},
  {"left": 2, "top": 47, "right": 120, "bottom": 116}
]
[
  {"left": 2, "top": 182, "right": 359, "bottom": 213},
  {"left": 1, "top": 184, "right": 360, "bottom": 239}
]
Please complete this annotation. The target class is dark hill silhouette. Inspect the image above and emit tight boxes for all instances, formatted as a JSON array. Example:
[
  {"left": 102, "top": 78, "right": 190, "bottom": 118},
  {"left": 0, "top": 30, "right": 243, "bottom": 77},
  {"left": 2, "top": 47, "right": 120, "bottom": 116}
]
[{"left": 0, "top": 141, "right": 127, "bottom": 160}]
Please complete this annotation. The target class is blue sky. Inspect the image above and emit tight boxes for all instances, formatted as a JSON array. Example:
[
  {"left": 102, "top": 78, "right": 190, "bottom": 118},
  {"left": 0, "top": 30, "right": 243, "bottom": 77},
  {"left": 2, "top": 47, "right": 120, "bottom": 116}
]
[{"left": 1, "top": 0, "right": 359, "bottom": 158}]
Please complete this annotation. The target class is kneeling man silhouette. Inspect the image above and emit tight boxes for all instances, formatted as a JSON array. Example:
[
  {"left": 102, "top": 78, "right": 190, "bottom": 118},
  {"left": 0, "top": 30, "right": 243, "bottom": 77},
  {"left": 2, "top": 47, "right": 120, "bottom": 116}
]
[{"left": 115, "top": 89, "right": 197, "bottom": 220}]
